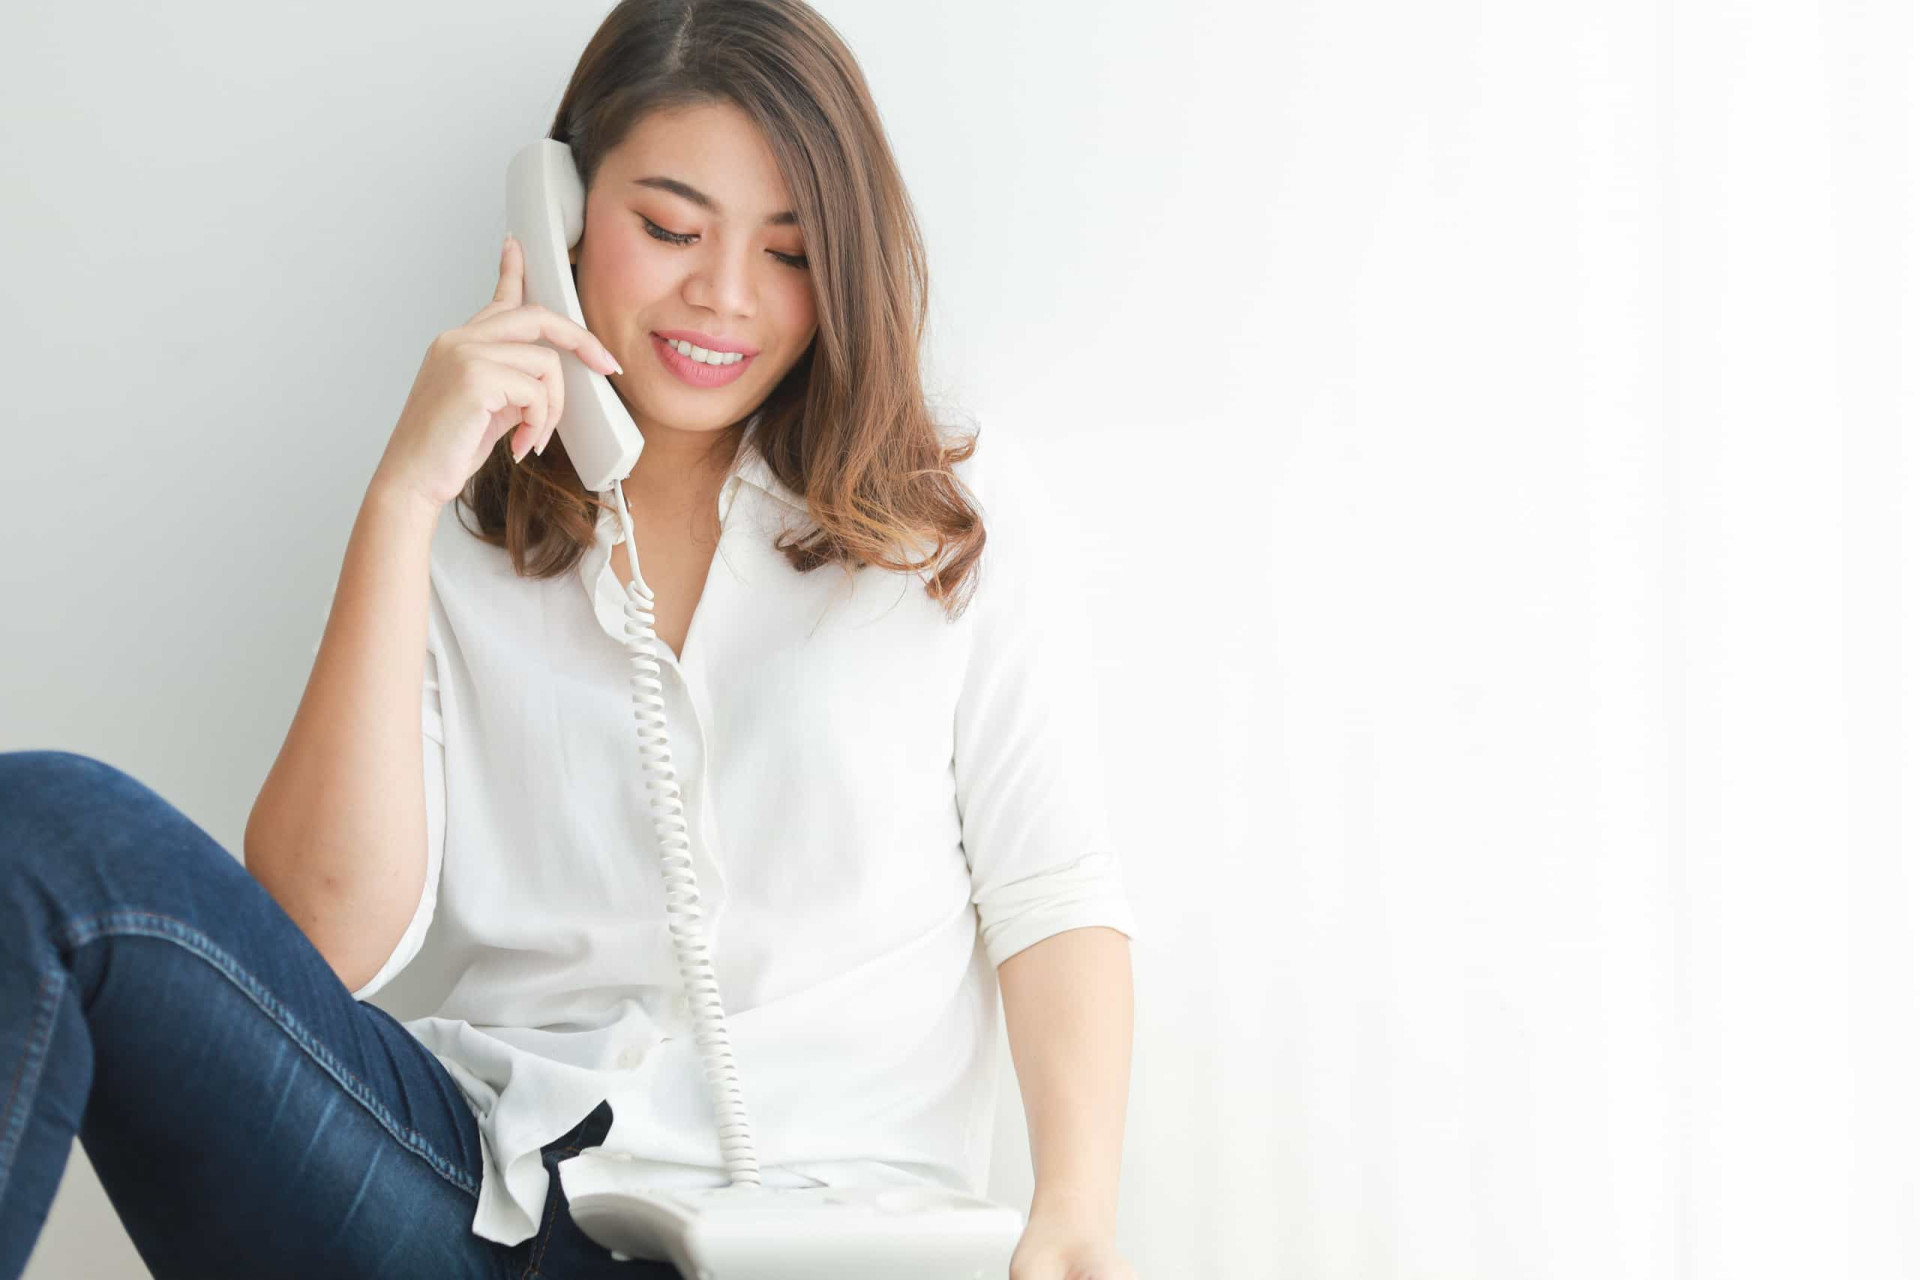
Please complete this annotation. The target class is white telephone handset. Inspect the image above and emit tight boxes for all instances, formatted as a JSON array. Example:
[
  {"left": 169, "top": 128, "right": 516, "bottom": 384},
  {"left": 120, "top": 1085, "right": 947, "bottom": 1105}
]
[
  {"left": 504, "top": 140, "right": 1024, "bottom": 1279},
  {"left": 503, "top": 140, "right": 643, "bottom": 492}
]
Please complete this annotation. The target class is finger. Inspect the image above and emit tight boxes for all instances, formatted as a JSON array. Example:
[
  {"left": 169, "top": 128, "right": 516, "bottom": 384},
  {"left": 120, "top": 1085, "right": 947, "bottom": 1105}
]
[
  {"left": 467, "top": 238, "right": 523, "bottom": 326},
  {"left": 463, "top": 342, "right": 564, "bottom": 440},
  {"left": 492, "top": 234, "right": 523, "bottom": 310},
  {"left": 477, "top": 365, "right": 549, "bottom": 462},
  {"left": 474, "top": 403, "right": 525, "bottom": 473},
  {"left": 469, "top": 301, "right": 622, "bottom": 376}
]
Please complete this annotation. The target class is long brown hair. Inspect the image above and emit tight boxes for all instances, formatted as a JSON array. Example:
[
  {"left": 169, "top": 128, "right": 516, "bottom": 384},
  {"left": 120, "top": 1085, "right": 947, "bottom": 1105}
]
[{"left": 458, "top": 0, "right": 985, "bottom": 619}]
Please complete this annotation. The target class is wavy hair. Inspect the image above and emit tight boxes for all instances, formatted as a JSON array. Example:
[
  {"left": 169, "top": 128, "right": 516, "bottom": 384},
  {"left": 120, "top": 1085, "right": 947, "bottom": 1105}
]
[{"left": 458, "top": 0, "right": 985, "bottom": 619}]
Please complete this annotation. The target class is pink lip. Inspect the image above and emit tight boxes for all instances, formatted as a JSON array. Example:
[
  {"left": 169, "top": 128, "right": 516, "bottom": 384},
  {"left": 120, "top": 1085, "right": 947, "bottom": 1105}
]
[
  {"left": 651, "top": 333, "right": 755, "bottom": 388},
  {"left": 653, "top": 328, "right": 758, "bottom": 356}
]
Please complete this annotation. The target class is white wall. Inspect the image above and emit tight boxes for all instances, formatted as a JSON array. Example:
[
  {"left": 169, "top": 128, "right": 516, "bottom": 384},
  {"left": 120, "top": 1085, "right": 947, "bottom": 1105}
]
[{"left": 5, "top": 1, "right": 1914, "bottom": 1278}]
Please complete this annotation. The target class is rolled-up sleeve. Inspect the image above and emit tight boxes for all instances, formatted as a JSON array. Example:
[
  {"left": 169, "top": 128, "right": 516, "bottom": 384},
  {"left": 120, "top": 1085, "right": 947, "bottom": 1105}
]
[{"left": 952, "top": 435, "right": 1140, "bottom": 971}]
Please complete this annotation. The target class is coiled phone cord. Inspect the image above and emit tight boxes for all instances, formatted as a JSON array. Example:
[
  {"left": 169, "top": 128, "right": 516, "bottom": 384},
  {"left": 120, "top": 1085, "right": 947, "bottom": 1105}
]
[{"left": 606, "top": 482, "right": 764, "bottom": 1189}]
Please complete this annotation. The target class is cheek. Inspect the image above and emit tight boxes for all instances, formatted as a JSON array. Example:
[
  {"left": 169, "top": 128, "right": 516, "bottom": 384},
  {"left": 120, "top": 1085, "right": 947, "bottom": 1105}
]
[
  {"left": 599, "top": 240, "right": 668, "bottom": 300},
  {"left": 582, "top": 211, "right": 669, "bottom": 297},
  {"left": 778, "top": 282, "right": 818, "bottom": 343}
]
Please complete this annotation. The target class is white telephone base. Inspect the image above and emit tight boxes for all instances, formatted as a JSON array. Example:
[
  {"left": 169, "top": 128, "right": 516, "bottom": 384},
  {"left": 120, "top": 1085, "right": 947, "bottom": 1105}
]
[{"left": 557, "top": 1152, "right": 1025, "bottom": 1280}]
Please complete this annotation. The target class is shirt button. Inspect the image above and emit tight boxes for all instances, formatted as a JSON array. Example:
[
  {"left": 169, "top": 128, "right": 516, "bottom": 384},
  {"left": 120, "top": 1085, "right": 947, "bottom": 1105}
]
[{"left": 617, "top": 1047, "right": 645, "bottom": 1068}]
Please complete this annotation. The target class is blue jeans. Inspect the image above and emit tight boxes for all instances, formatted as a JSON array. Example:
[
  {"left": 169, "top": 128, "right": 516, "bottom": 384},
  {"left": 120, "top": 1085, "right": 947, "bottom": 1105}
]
[{"left": 0, "top": 750, "right": 678, "bottom": 1279}]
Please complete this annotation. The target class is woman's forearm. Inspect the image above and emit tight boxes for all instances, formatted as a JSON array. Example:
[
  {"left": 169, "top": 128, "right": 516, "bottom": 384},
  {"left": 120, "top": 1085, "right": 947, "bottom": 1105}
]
[
  {"left": 245, "top": 477, "right": 440, "bottom": 992},
  {"left": 997, "top": 925, "right": 1135, "bottom": 1234}
]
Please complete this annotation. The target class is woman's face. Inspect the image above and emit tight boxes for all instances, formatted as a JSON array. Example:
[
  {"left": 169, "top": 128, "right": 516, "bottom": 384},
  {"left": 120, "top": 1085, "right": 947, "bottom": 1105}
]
[{"left": 570, "top": 101, "right": 818, "bottom": 443}]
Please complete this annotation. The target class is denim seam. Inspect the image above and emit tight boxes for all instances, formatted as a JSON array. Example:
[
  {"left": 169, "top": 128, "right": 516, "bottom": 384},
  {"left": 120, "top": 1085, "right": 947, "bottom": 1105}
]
[
  {"left": 57, "top": 909, "right": 480, "bottom": 1200},
  {"left": 522, "top": 1142, "right": 589, "bottom": 1276},
  {"left": 525, "top": 1162, "right": 564, "bottom": 1278},
  {"left": 0, "top": 960, "right": 65, "bottom": 1205}
]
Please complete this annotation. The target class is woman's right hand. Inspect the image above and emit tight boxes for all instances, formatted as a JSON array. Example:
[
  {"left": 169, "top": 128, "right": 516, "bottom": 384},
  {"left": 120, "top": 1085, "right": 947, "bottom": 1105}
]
[{"left": 373, "top": 233, "right": 624, "bottom": 510}]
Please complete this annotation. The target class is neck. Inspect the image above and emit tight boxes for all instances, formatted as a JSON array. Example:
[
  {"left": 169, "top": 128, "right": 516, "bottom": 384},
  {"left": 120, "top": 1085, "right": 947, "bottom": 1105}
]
[{"left": 621, "top": 425, "right": 741, "bottom": 516}]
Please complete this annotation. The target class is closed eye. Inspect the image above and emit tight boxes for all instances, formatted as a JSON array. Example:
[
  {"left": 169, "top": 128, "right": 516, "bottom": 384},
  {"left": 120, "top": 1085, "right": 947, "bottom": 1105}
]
[{"left": 640, "top": 214, "right": 808, "bottom": 269}]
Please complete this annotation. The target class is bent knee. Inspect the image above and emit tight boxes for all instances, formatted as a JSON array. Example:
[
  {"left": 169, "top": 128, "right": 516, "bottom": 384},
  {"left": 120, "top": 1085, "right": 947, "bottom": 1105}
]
[
  {"left": 0, "top": 749, "right": 145, "bottom": 810},
  {"left": 0, "top": 750, "right": 179, "bottom": 876}
]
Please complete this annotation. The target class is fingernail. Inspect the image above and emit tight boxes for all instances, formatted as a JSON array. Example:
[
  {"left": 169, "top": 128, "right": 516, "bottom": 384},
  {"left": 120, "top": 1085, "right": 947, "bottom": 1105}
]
[{"left": 512, "top": 438, "right": 530, "bottom": 463}]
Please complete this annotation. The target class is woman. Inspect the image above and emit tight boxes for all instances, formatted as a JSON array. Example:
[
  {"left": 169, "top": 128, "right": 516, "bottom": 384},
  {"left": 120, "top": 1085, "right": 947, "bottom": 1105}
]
[{"left": 0, "top": 2, "right": 1139, "bottom": 1276}]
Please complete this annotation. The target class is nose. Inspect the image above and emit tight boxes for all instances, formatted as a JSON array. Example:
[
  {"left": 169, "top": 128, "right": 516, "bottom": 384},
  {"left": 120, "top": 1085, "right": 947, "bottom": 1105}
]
[{"left": 682, "top": 238, "right": 757, "bottom": 320}]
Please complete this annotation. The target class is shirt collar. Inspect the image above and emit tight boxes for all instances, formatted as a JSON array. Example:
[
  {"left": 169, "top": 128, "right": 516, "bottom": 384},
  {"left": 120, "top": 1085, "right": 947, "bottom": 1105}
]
[{"left": 726, "top": 438, "right": 807, "bottom": 515}]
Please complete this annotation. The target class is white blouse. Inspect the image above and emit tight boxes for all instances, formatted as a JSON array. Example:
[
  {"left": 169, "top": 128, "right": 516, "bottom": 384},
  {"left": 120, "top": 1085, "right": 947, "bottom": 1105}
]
[{"left": 307, "top": 422, "right": 1140, "bottom": 1248}]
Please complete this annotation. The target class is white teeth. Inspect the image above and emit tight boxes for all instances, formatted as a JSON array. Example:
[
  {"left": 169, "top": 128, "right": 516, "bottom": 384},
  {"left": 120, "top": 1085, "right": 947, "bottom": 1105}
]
[{"left": 667, "top": 339, "right": 744, "bottom": 366}]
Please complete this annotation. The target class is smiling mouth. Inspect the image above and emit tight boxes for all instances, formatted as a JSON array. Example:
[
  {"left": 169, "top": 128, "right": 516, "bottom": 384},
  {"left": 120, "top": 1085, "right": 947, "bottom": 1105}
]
[
  {"left": 652, "top": 330, "right": 760, "bottom": 358},
  {"left": 650, "top": 333, "right": 756, "bottom": 387}
]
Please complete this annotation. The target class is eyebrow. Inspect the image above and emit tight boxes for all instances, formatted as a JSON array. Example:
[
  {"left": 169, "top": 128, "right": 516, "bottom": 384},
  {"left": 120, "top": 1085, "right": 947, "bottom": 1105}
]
[{"left": 631, "top": 176, "right": 798, "bottom": 227}]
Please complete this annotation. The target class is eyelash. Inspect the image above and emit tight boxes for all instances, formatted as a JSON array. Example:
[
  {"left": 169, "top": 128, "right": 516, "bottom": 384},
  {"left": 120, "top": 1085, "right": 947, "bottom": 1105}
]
[{"left": 640, "top": 214, "right": 809, "bottom": 269}]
